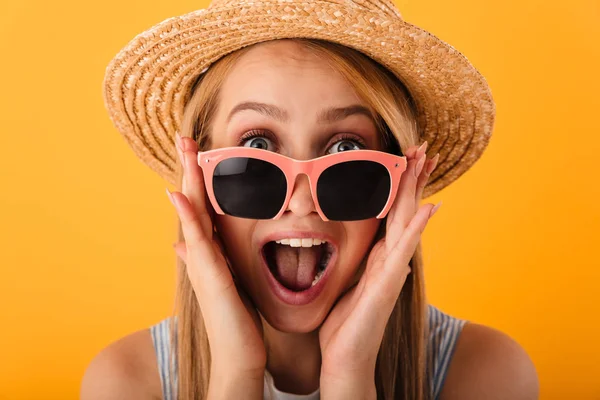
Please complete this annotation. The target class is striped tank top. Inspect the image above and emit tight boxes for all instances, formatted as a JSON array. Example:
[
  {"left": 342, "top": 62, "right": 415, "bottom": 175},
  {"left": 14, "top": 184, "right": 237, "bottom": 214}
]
[{"left": 149, "top": 305, "right": 467, "bottom": 400}]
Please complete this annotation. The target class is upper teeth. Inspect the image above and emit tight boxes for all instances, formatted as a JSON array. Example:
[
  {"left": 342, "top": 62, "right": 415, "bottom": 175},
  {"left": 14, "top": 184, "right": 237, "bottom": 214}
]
[{"left": 275, "top": 238, "right": 326, "bottom": 247}]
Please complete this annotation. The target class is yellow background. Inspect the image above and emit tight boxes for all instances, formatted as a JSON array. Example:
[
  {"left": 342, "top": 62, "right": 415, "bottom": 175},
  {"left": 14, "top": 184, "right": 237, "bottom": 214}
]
[{"left": 1, "top": 0, "right": 598, "bottom": 398}]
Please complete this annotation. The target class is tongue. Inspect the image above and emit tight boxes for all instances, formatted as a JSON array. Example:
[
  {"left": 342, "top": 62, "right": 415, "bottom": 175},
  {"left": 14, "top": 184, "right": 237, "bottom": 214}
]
[{"left": 273, "top": 245, "right": 322, "bottom": 291}]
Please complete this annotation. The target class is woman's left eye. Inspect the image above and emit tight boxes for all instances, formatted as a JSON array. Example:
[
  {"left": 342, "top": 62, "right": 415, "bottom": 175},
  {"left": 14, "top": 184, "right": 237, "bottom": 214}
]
[{"left": 327, "top": 139, "right": 364, "bottom": 154}]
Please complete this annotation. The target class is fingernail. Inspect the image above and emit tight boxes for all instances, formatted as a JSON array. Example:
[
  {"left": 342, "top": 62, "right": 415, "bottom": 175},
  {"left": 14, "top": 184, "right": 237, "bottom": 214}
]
[
  {"left": 429, "top": 201, "right": 442, "bottom": 218},
  {"left": 417, "top": 140, "right": 428, "bottom": 156},
  {"left": 414, "top": 154, "right": 426, "bottom": 178},
  {"left": 166, "top": 188, "right": 177, "bottom": 208},
  {"left": 425, "top": 153, "right": 440, "bottom": 175}
]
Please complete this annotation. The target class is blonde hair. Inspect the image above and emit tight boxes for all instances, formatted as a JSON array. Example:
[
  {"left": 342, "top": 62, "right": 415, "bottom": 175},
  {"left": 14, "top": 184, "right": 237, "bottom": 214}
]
[{"left": 167, "top": 38, "right": 429, "bottom": 399}]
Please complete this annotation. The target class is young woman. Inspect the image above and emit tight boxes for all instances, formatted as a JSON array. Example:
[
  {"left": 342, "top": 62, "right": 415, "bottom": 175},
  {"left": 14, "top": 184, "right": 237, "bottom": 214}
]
[{"left": 84, "top": 1, "right": 539, "bottom": 399}]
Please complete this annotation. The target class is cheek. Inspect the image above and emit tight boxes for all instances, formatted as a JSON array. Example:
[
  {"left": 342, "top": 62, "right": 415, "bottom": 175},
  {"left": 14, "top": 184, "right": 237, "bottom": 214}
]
[
  {"left": 334, "top": 219, "right": 382, "bottom": 290},
  {"left": 341, "top": 219, "right": 382, "bottom": 264},
  {"left": 214, "top": 215, "right": 256, "bottom": 272}
]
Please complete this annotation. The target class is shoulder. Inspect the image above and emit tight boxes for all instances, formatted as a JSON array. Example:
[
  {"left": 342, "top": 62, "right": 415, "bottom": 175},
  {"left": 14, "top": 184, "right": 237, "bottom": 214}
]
[
  {"left": 80, "top": 327, "right": 162, "bottom": 400},
  {"left": 439, "top": 322, "right": 539, "bottom": 400}
]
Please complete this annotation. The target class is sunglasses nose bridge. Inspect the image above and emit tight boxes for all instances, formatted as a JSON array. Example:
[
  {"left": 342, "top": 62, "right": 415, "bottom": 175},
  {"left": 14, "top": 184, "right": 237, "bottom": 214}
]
[
  {"left": 285, "top": 159, "right": 318, "bottom": 216},
  {"left": 290, "top": 158, "right": 315, "bottom": 181}
]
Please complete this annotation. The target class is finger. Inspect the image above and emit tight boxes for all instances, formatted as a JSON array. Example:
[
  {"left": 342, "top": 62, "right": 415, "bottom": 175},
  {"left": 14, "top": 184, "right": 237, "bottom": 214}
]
[
  {"left": 385, "top": 203, "right": 437, "bottom": 281},
  {"left": 333, "top": 246, "right": 410, "bottom": 351},
  {"left": 178, "top": 135, "right": 213, "bottom": 237},
  {"left": 174, "top": 230, "right": 227, "bottom": 257},
  {"left": 212, "top": 229, "right": 240, "bottom": 280},
  {"left": 346, "top": 260, "right": 411, "bottom": 336},
  {"left": 175, "top": 238, "right": 259, "bottom": 330},
  {"left": 333, "top": 202, "right": 438, "bottom": 354},
  {"left": 387, "top": 142, "right": 428, "bottom": 230},
  {"left": 174, "top": 237, "right": 238, "bottom": 284},
  {"left": 385, "top": 152, "right": 427, "bottom": 250},
  {"left": 403, "top": 145, "right": 419, "bottom": 159},
  {"left": 403, "top": 139, "right": 427, "bottom": 159},
  {"left": 415, "top": 152, "right": 439, "bottom": 202},
  {"left": 359, "top": 203, "right": 435, "bottom": 315},
  {"left": 168, "top": 189, "right": 231, "bottom": 294}
]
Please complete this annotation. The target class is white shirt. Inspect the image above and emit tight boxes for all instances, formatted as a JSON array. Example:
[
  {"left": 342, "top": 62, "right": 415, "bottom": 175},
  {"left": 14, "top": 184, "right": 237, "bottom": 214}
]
[{"left": 263, "top": 369, "right": 320, "bottom": 400}]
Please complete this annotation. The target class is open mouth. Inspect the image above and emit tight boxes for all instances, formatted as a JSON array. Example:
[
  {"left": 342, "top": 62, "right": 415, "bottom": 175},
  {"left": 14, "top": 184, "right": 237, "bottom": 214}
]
[{"left": 262, "top": 238, "right": 334, "bottom": 292}]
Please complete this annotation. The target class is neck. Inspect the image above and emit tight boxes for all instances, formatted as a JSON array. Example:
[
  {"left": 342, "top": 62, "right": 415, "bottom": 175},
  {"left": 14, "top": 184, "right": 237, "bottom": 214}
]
[{"left": 262, "top": 317, "right": 322, "bottom": 395}]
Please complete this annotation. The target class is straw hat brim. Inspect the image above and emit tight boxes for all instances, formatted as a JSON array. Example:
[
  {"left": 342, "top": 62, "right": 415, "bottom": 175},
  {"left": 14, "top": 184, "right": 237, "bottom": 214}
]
[{"left": 103, "top": 1, "right": 495, "bottom": 199}]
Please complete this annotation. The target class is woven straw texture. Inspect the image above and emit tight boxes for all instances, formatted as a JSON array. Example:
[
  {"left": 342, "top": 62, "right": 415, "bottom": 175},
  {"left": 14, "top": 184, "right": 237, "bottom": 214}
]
[{"left": 103, "top": 0, "right": 496, "bottom": 199}]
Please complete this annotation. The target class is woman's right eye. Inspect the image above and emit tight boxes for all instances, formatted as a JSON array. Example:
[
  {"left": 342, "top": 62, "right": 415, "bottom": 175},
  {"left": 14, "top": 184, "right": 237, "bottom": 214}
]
[{"left": 242, "top": 136, "right": 275, "bottom": 151}]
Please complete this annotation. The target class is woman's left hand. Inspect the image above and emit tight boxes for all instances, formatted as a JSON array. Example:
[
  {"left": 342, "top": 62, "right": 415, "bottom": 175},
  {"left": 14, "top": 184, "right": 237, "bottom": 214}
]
[{"left": 318, "top": 142, "right": 441, "bottom": 399}]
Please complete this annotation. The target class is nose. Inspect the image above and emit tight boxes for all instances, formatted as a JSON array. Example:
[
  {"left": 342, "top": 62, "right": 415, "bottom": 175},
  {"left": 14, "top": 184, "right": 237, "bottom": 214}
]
[{"left": 286, "top": 174, "right": 317, "bottom": 218}]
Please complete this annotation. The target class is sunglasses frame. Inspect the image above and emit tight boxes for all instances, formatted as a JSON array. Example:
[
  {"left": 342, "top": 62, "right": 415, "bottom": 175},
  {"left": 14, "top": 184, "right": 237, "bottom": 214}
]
[{"left": 197, "top": 147, "right": 407, "bottom": 221}]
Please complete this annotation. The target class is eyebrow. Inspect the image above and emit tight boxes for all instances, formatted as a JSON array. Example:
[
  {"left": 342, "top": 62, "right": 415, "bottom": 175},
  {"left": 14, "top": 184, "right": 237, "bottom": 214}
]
[
  {"left": 226, "top": 101, "right": 374, "bottom": 124},
  {"left": 317, "top": 104, "right": 374, "bottom": 124},
  {"left": 227, "top": 101, "right": 289, "bottom": 123}
]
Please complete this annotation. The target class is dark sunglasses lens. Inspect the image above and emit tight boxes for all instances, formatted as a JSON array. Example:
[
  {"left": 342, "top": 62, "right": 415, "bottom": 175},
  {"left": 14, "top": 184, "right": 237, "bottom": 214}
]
[
  {"left": 213, "top": 157, "right": 286, "bottom": 219},
  {"left": 317, "top": 161, "right": 390, "bottom": 221}
]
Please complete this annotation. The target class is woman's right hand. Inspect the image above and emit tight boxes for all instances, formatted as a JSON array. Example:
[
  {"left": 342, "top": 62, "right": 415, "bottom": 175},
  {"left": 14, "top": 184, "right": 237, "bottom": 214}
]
[{"left": 167, "top": 134, "right": 267, "bottom": 390}]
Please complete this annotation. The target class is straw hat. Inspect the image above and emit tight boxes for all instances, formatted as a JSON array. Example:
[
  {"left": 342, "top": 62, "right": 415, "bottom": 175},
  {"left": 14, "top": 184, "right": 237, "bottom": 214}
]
[{"left": 102, "top": 0, "right": 495, "bottom": 199}]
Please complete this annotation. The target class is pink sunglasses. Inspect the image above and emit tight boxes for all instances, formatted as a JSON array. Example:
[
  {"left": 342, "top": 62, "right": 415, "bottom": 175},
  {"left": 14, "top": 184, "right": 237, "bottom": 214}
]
[{"left": 197, "top": 147, "right": 407, "bottom": 221}]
